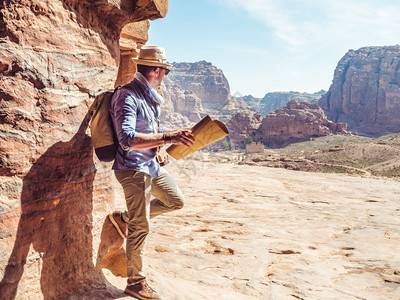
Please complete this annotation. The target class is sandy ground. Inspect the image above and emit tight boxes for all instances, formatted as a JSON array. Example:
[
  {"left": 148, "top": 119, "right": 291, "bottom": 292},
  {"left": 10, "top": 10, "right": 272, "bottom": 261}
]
[{"left": 105, "top": 159, "right": 400, "bottom": 300}]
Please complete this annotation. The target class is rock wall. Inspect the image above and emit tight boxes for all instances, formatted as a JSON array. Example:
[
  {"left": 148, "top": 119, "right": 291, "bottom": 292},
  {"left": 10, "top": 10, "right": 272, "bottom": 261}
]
[
  {"left": 256, "top": 100, "right": 348, "bottom": 147},
  {"left": 161, "top": 77, "right": 204, "bottom": 127},
  {"left": 226, "top": 112, "right": 263, "bottom": 148},
  {"left": 0, "top": 0, "right": 167, "bottom": 298},
  {"left": 226, "top": 101, "right": 347, "bottom": 149},
  {"left": 319, "top": 46, "right": 400, "bottom": 136},
  {"left": 163, "top": 60, "right": 255, "bottom": 125},
  {"left": 168, "top": 61, "right": 230, "bottom": 110},
  {"left": 237, "top": 95, "right": 262, "bottom": 112}
]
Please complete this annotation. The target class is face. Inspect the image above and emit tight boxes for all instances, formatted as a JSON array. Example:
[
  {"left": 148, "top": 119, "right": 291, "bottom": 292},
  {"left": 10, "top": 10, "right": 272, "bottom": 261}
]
[{"left": 153, "top": 67, "right": 169, "bottom": 87}]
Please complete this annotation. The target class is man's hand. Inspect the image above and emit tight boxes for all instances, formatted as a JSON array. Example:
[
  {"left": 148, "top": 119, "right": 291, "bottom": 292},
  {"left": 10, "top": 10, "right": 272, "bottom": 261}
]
[
  {"left": 165, "top": 130, "right": 195, "bottom": 147},
  {"left": 130, "top": 129, "right": 195, "bottom": 150}
]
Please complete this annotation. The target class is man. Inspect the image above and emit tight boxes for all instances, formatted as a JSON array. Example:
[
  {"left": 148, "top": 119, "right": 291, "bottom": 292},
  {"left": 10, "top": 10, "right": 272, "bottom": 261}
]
[{"left": 109, "top": 46, "right": 195, "bottom": 299}]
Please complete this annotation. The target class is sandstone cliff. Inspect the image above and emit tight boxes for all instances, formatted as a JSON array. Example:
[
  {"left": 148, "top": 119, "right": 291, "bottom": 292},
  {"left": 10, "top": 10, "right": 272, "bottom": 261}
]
[
  {"left": 0, "top": 0, "right": 167, "bottom": 298},
  {"left": 237, "top": 95, "right": 263, "bottom": 112},
  {"left": 163, "top": 61, "right": 255, "bottom": 124},
  {"left": 319, "top": 46, "right": 400, "bottom": 136},
  {"left": 169, "top": 61, "right": 230, "bottom": 110},
  {"left": 160, "top": 77, "right": 204, "bottom": 127},
  {"left": 226, "top": 112, "right": 263, "bottom": 148},
  {"left": 256, "top": 100, "right": 348, "bottom": 148},
  {"left": 224, "top": 100, "right": 347, "bottom": 149}
]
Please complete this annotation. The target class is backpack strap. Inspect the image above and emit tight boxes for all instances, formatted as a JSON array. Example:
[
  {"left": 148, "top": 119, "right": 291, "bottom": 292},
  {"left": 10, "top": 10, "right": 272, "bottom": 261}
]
[{"left": 89, "top": 85, "right": 121, "bottom": 115}]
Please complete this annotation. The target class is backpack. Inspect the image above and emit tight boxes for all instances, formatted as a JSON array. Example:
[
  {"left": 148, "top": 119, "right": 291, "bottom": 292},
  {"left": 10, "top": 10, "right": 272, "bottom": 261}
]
[{"left": 89, "top": 87, "right": 119, "bottom": 162}]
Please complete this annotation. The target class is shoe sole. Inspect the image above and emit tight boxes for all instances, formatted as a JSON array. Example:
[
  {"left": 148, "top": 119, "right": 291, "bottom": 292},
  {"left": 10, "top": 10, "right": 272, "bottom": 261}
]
[{"left": 124, "top": 288, "right": 160, "bottom": 300}]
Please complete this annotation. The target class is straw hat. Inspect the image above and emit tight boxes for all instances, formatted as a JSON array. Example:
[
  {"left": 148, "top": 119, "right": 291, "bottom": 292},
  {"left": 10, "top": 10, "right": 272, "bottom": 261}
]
[{"left": 133, "top": 46, "right": 172, "bottom": 68}]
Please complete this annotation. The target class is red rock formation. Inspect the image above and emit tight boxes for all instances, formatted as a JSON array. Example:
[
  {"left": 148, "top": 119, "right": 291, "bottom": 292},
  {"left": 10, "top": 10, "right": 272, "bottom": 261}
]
[
  {"left": 256, "top": 100, "right": 348, "bottom": 147},
  {"left": 161, "top": 77, "right": 204, "bottom": 125},
  {"left": 227, "top": 112, "right": 263, "bottom": 148},
  {"left": 163, "top": 61, "right": 256, "bottom": 124},
  {"left": 169, "top": 61, "right": 231, "bottom": 110},
  {"left": 0, "top": 0, "right": 167, "bottom": 298},
  {"left": 319, "top": 46, "right": 400, "bottom": 136}
]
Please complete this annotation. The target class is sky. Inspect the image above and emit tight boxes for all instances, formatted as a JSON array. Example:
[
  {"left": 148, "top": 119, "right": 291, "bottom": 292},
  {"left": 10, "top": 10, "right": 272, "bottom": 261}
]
[{"left": 147, "top": 0, "right": 400, "bottom": 98}]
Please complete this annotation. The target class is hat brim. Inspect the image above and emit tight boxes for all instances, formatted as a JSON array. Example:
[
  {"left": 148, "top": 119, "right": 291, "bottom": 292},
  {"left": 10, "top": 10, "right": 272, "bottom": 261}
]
[{"left": 132, "top": 58, "right": 172, "bottom": 68}]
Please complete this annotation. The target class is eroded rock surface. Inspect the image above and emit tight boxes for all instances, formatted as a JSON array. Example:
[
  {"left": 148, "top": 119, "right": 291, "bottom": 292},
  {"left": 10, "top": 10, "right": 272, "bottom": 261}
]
[
  {"left": 256, "top": 100, "right": 348, "bottom": 147},
  {"left": 259, "top": 90, "right": 325, "bottom": 116},
  {"left": 161, "top": 77, "right": 204, "bottom": 127},
  {"left": 226, "top": 111, "right": 263, "bottom": 147},
  {"left": 0, "top": 0, "right": 167, "bottom": 298},
  {"left": 169, "top": 61, "right": 231, "bottom": 110},
  {"left": 164, "top": 61, "right": 255, "bottom": 124},
  {"left": 319, "top": 46, "right": 400, "bottom": 136}
]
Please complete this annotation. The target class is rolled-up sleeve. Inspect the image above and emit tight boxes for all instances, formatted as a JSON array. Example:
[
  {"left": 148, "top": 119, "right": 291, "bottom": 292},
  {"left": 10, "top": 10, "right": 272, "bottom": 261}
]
[{"left": 111, "top": 89, "right": 138, "bottom": 150}]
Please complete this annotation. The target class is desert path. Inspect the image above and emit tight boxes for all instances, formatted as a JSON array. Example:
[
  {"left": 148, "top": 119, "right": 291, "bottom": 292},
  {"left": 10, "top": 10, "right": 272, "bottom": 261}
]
[{"left": 106, "top": 160, "right": 400, "bottom": 300}]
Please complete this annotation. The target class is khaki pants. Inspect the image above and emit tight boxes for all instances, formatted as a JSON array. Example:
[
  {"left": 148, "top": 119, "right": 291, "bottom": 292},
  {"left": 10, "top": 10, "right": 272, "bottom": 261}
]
[{"left": 114, "top": 167, "right": 184, "bottom": 285}]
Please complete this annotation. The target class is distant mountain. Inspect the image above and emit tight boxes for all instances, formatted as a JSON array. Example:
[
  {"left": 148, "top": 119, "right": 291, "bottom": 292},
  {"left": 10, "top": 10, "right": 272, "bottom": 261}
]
[
  {"left": 319, "top": 46, "right": 400, "bottom": 137},
  {"left": 160, "top": 61, "right": 256, "bottom": 127},
  {"left": 168, "top": 61, "right": 230, "bottom": 110},
  {"left": 239, "top": 90, "right": 326, "bottom": 117},
  {"left": 160, "top": 61, "right": 335, "bottom": 149},
  {"left": 237, "top": 95, "right": 263, "bottom": 112}
]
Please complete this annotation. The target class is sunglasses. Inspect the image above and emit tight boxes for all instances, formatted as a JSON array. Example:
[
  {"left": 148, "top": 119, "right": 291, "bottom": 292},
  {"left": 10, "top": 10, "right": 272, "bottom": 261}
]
[{"left": 159, "top": 67, "right": 170, "bottom": 75}]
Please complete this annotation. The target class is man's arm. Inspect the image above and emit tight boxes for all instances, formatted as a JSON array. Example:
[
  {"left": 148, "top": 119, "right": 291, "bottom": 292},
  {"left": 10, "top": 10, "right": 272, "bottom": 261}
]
[
  {"left": 130, "top": 130, "right": 195, "bottom": 150},
  {"left": 163, "top": 127, "right": 191, "bottom": 134}
]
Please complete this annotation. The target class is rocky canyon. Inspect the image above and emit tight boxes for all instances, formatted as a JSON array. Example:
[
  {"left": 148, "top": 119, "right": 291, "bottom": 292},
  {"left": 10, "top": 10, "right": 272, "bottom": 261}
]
[
  {"left": 165, "top": 46, "right": 400, "bottom": 145},
  {"left": 161, "top": 62, "right": 344, "bottom": 149},
  {"left": 168, "top": 46, "right": 400, "bottom": 148},
  {"left": 224, "top": 100, "right": 349, "bottom": 149},
  {"left": 1, "top": 1, "right": 400, "bottom": 299}
]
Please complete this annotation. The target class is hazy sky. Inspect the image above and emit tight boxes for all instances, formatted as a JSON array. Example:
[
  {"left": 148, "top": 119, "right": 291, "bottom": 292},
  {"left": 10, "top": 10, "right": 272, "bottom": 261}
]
[{"left": 147, "top": 0, "right": 400, "bottom": 98}]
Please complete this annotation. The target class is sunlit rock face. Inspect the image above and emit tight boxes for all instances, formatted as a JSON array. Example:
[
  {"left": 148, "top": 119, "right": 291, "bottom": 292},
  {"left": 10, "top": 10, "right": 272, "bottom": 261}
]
[
  {"left": 162, "top": 61, "right": 256, "bottom": 126},
  {"left": 161, "top": 77, "right": 204, "bottom": 127},
  {"left": 319, "top": 46, "right": 400, "bottom": 137},
  {"left": 256, "top": 100, "right": 348, "bottom": 147},
  {"left": 168, "top": 61, "right": 231, "bottom": 110},
  {"left": 0, "top": 0, "right": 167, "bottom": 298},
  {"left": 226, "top": 112, "right": 263, "bottom": 148}
]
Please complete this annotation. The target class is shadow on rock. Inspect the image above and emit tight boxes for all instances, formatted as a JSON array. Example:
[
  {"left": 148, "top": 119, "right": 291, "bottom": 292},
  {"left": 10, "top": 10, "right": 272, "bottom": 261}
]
[
  {"left": 96, "top": 213, "right": 128, "bottom": 279},
  {"left": 0, "top": 113, "right": 124, "bottom": 299}
]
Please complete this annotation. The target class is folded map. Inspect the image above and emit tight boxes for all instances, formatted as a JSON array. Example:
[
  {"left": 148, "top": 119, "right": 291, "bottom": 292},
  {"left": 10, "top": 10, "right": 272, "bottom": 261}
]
[{"left": 166, "top": 115, "right": 229, "bottom": 160}]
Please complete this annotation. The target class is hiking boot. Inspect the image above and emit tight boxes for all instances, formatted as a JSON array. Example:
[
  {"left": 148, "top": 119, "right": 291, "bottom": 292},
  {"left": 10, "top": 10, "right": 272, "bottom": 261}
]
[
  {"left": 108, "top": 211, "right": 127, "bottom": 239},
  {"left": 124, "top": 280, "right": 161, "bottom": 299}
]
